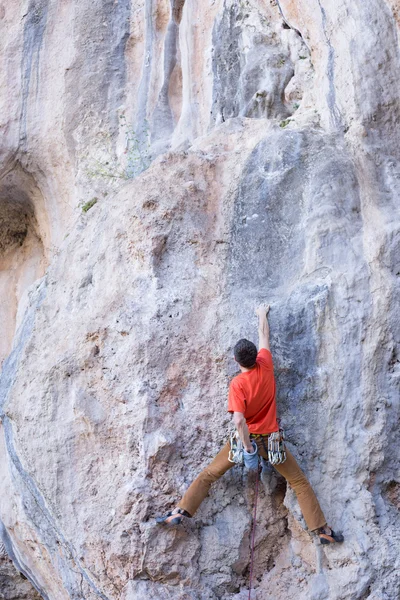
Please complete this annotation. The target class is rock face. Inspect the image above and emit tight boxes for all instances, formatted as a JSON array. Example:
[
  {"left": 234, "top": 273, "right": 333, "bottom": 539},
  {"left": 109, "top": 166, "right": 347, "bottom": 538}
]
[
  {"left": 0, "top": 1, "right": 400, "bottom": 599},
  {"left": 0, "top": 540, "right": 42, "bottom": 600}
]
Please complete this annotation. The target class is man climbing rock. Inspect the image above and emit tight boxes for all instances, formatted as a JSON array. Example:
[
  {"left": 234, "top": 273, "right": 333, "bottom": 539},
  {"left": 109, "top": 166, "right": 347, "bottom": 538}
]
[{"left": 157, "top": 304, "right": 344, "bottom": 545}]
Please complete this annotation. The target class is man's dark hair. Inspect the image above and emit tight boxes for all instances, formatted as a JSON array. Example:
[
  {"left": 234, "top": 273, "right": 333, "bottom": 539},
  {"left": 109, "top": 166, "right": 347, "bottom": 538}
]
[{"left": 234, "top": 339, "right": 257, "bottom": 368}]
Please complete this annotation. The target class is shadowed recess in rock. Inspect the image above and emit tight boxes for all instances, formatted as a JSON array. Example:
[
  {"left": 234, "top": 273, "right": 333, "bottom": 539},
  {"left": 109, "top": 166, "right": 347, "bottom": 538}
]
[{"left": 0, "top": 164, "right": 48, "bottom": 366}]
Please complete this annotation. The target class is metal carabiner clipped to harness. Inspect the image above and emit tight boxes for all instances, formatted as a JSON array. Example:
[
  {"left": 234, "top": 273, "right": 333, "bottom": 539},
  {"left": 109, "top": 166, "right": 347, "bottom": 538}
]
[
  {"left": 267, "top": 429, "right": 287, "bottom": 465},
  {"left": 228, "top": 430, "right": 244, "bottom": 465}
]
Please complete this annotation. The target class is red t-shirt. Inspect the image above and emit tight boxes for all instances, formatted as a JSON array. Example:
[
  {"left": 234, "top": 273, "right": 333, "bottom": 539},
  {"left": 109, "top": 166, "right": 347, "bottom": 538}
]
[{"left": 228, "top": 348, "right": 278, "bottom": 434}]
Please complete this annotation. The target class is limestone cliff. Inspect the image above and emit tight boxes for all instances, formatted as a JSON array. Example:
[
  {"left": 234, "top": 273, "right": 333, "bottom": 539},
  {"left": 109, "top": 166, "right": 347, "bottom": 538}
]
[{"left": 0, "top": 1, "right": 399, "bottom": 599}]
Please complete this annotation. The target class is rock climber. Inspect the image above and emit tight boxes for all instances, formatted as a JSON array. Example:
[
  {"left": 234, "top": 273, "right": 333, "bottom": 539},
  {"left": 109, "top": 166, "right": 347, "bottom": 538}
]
[{"left": 157, "top": 304, "right": 344, "bottom": 545}]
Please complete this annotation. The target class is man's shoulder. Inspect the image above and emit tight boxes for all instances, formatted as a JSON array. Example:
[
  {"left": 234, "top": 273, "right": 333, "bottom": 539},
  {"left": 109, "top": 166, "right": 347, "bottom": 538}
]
[
  {"left": 257, "top": 348, "right": 273, "bottom": 367},
  {"left": 230, "top": 372, "right": 246, "bottom": 387},
  {"left": 257, "top": 348, "right": 272, "bottom": 358}
]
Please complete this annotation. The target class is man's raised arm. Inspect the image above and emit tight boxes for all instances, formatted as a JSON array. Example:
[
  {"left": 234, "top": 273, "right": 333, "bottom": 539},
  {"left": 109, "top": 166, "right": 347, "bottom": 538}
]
[{"left": 256, "top": 303, "right": 270, "bottom": 350}]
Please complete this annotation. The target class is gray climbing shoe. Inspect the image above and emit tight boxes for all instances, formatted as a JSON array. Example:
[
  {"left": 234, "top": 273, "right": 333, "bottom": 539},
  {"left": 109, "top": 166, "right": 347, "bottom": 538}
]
[{"left": 156, "top": 508, "right": 191, "bottom": 526}]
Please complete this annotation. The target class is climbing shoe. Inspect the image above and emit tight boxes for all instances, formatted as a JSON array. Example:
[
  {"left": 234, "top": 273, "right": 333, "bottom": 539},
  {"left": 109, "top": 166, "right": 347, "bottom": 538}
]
[
  {"left": 318, "top": 526, "right": 344, "bottom": 545},
  {"left": 156, "top": 508, "right": 191, "bottom": 526}
]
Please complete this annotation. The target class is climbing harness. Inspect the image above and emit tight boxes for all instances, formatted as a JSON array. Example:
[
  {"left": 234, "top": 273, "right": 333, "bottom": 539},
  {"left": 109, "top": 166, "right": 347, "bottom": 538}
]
[
  {"left": 229, "top": 427, "right": 286, "bottom": 466},
  {"left": 267, "top": 428, "right": 287, "bottom": 465},
  {"left": 228, "top": 430, "right": 244, "bottom": 465},
  {"left": 249, "top": 428, "right": 287, "bottom": 465},
  {"left": 248, "top": 461, "right": 261, "bottom": 600}
]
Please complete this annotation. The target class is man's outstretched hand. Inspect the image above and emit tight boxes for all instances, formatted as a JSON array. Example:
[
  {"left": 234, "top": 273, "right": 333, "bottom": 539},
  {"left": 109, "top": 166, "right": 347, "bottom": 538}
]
[
  {"left": 256, "top": 303, "right": 270, "bottom": 350},
  {"left": 255, "top": 303, "right": 270, "bottom": 317}
]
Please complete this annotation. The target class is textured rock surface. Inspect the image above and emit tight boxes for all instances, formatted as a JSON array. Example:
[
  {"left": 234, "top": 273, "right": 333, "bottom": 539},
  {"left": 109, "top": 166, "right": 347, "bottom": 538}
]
[
  {"left": 1, "top": 1, "right": 400, "bottom": 599},
  {"left": 0, "top": 541, "right": 41, "bottom": 600}
]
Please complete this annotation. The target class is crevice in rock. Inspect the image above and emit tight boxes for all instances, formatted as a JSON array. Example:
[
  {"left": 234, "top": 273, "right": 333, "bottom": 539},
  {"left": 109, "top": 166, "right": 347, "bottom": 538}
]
[
  {"left": 383, "top": 480, "right": 400, "bottom": 509},
  {"left": 0, "top": 521, "right": 46, "bottom": 599},
  {"left": 275, "top": 0, "right": 311, "bottom": 51},
  {"left": 359, "top": 585, "right": 372, "bottom": 600},
  {"left": 0, "top": 544, "right": 42, "bottom": 600},
  {"left": 315, "top": 0, "right": 342, "bottom": 129},
  {"left": 172, "top": 0, "right": 185, "bottom": 24}
]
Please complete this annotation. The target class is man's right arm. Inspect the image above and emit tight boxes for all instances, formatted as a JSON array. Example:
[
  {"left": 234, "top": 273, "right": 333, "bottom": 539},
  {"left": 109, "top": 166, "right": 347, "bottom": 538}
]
[
  {"left": 255, "top": 303, "right": 270, "bottom": 350},
  {"left": 233, "top": 412, "right": 253, "bottom": 453}
]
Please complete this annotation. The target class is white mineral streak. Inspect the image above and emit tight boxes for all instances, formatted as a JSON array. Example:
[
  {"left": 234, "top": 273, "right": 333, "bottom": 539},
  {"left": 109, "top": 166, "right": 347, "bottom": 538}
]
[{"left": 0, "top": 0, "right": 399, "bottom": 599}]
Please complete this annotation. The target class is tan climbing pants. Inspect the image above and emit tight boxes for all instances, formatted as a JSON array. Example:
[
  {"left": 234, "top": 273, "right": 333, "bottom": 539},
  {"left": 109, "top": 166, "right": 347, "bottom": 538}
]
[{"left": 178, "top": 436, "right": 326, "bottom": 531}]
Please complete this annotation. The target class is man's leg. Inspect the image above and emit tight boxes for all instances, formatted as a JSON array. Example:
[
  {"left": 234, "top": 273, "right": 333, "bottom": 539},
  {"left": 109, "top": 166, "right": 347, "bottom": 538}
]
[
  {"left": 272, "top": 449, "right": 327, "bottom": 531},
  {"left": 177, "top": 442, "right": 234, "bottom": 517},
  {"left": 254, "top": 437, "right": 326, "bottom": 531}
]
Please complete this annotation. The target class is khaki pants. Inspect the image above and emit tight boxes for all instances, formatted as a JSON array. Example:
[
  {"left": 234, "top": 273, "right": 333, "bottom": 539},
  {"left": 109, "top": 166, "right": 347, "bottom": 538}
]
[{"left": 178, "top": 436, "right": 326, "bottom": 531}]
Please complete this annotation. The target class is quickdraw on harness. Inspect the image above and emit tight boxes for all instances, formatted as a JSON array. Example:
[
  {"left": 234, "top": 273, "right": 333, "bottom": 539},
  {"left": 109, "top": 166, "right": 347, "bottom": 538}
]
[
  {"left": 228, "top": 428, "right": 287, "bottom": 466},
  {"left": 228, "top": 430, "right": 244, "bottom": 465},
  {"left": 267, "top": 428, "right": 287, "bottom": 465}
]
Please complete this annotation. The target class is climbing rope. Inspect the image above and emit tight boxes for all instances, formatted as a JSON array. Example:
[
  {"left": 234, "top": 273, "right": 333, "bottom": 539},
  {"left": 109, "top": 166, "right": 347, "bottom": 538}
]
[{"left": 248, "top": 461, "right": 262, "bottom": 600}]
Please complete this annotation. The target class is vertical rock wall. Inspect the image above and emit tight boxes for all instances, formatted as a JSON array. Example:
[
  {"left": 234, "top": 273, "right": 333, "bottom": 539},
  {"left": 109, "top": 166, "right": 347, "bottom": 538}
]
[{"left": 0, "top": 1, "right": 399, "bottom": 599}]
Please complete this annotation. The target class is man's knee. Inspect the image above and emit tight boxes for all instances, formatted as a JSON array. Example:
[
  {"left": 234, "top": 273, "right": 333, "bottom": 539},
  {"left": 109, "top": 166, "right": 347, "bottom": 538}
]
[
  {"left": 287, "top": 472, "right": 312, "bottom": 493},
  {"left": 200, "top": 467, "right": 223, "bottom": 486}
]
